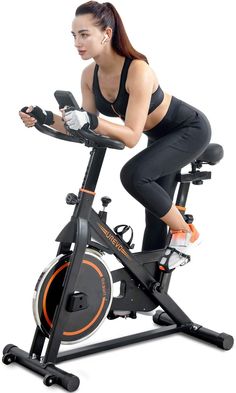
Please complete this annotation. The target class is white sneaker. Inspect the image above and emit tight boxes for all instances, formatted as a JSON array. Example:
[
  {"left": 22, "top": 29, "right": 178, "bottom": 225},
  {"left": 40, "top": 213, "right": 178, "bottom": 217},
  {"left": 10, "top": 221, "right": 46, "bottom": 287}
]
[{"left": 159, "top": 224, "right": 200, "bottom": 272}]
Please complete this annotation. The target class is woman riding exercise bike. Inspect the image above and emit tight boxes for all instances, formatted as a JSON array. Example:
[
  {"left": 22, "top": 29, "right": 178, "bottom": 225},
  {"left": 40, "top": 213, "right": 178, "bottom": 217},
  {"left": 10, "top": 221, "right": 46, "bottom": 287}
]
[{"left": 19, "top": 1, "right": 211, "bottom": 271}]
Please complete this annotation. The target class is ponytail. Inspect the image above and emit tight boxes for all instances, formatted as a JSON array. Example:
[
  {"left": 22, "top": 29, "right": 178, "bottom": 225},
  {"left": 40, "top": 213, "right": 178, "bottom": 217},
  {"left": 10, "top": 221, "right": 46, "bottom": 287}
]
[{"left": 75, "top": 1, "right": 148, "bottom": 63}]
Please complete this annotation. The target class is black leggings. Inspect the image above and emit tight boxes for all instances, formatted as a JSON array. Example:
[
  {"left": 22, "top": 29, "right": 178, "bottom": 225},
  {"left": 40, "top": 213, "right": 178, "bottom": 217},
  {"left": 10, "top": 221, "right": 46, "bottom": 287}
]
[{"left": 120, "top": 96, "right": 211, "bottom": 251}]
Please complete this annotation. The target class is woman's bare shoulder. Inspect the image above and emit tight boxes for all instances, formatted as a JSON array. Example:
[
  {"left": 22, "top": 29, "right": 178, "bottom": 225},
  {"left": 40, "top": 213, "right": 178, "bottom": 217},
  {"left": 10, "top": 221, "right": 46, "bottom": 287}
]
[{"left": 127, "top": 59, "right": 158, "bottom": 89}]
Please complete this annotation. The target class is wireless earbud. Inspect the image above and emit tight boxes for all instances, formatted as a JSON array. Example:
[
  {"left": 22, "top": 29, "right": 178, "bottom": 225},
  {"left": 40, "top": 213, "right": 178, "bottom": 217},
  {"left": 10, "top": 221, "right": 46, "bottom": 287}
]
[{"left": 101, "top": 34, "right": 109, "bottom": 44}]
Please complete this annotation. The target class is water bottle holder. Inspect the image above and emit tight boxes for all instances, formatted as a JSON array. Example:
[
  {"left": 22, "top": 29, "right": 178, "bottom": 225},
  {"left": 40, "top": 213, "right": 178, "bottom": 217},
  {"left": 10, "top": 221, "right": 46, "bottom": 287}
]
[{"left": 113, "top": 224, "right": 135, "bottom": 249}]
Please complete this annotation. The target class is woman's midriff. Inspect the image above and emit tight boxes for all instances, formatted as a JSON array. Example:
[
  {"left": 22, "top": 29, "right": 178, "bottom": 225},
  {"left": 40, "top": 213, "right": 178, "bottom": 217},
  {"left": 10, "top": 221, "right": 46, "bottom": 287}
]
[{"left": 143, "top": 93, "right": 172, "bottom": 132}]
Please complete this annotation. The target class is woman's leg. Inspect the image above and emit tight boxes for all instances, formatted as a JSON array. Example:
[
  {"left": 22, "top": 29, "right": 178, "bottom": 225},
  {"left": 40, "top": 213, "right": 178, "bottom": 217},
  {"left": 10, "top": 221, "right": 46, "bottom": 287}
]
[
  {"left": 142, "top": 172, "right": 178, "bottom": 251},
  {"left": 161, "top": 205, "right": 190, "bottom": 231},
  {"left": 120, "top": 117, "right": 211, "bottom": 254}
]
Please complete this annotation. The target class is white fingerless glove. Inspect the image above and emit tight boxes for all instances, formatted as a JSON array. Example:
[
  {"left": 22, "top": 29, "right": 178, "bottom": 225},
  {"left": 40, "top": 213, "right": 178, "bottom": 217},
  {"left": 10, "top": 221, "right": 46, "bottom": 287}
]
[{"left": 64, "top": 109, "right": 98, "bottom": 131}]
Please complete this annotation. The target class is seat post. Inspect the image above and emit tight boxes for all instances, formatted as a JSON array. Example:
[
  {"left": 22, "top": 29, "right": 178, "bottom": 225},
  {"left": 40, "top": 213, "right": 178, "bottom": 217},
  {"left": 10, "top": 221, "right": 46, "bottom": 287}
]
[
  {"left": 175, "top": 182, "right": 191, "bottom": 214},
  {"left": 157, "top": 179, "right": 191, "bottom": 293}
]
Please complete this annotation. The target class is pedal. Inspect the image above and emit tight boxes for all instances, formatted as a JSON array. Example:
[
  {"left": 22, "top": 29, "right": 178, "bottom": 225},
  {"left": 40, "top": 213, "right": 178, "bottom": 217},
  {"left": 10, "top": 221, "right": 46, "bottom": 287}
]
[
  {"left": 107, "top": 310, "right": 137, "bottom": 319},
  {"left": 180, "top": 256, "right": 191, "bottom": 267},
  {"left": 159, "top": 247, "right": 191, "bottom": 272}
]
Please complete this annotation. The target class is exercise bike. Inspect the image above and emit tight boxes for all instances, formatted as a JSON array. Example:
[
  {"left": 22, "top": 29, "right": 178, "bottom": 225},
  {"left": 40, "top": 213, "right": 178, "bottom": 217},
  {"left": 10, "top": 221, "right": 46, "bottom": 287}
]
[{"left": 2, "top": 91, "right": 234, "bottom": 392}]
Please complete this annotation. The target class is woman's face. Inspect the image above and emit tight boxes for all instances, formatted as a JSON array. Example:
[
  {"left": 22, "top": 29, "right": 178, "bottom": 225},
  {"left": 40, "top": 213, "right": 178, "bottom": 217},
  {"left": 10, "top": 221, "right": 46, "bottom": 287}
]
[{"left": 72, "top": 14, "right": 107, "bottom": 60}]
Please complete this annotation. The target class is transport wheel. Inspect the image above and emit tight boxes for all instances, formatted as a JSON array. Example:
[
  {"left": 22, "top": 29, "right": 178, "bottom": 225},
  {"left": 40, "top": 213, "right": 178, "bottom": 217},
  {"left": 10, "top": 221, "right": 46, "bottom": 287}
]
[{"left": 43, "top": 374, "right": 57, "bottom": 386}]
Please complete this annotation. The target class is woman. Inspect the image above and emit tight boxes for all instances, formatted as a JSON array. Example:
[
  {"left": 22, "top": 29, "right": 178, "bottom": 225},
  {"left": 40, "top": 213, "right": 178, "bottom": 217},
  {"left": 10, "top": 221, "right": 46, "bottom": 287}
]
[{"left": 19, "top": 1, "right": 211, "bottom": 271}]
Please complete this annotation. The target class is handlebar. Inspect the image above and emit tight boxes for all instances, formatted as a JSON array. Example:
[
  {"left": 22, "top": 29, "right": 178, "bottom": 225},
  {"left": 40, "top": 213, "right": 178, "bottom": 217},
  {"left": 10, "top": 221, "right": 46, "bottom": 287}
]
[
  {"left": 34, "top": 122, "right": 125, "bottom": 150},
  {"left": 32, "top": 93, "right": 125, "bottom": 151},
  {"left": 34, "top": 122, "right": 83, "bottom": 143},
  {"left": 24, "top": 90, "right": 125, "bottom": 149}
]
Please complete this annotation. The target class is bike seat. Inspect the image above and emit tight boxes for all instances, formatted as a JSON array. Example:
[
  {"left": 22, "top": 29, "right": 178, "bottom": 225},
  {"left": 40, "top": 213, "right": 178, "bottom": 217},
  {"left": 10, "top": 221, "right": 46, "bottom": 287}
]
[{"left": 195, "top": 143, "right": 223, "bottom": 165}]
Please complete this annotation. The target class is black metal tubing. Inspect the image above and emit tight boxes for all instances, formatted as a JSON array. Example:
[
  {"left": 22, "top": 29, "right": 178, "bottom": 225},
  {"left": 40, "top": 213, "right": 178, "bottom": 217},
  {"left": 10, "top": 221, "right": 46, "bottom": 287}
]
[
  {"left": 175, "top": 182, "right": 190, "bottom": 209},
  {"left": 2, "top": 141, "right": 234, "bottom": 393},
  {"left": 2, "top": 325, "right": 183, "bottom": 391},
  {"left": 3, "top": 345, "right": 80, "bottom": 392},
  {"left": 34, "top": 121, "right": 125, "bottom": 150},
  {"left": 77, "top": 148, "right": 106, "bottom": 194},
  {"left": 31, "top": 148, "right": 107, "bottom": 363},
  {"left": 89, "top": 209, "right": 192, "bottom": 326},
  {"left": 29, "top": 327, "right": 46, "bottom": 360},
  {"left": 56, "top": 325, "right": 183, "bottom": 363},
  {"left": 153, "top": 311, "right": 234, "bottom": 350},
  {"left": 43, "top": 216, "right": 88, "bottom": 364}
]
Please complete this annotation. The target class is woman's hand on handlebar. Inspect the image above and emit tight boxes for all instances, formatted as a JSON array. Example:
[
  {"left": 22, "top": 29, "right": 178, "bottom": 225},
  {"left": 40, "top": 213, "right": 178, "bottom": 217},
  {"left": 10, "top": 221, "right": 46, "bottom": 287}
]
[
  {"left": 19, "top": 106, "right": 37, "bottom": 128},
  {"left": 19, "top": 106, "right": 55, "bottom": 127},
  {"left": 61, "top": 107, "right": 98, "bottom": 132}
]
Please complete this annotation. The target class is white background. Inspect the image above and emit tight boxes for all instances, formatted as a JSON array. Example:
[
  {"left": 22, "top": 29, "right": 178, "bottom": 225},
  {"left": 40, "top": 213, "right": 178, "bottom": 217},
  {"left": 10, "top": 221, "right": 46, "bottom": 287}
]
[{"left": 1, "top": 0, "right": 235, "bottom": 392}]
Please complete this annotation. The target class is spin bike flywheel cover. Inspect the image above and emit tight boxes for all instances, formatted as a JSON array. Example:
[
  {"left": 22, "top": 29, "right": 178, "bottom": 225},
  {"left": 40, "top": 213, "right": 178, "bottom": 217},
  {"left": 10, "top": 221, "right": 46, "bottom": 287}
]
[{"left": 33, "top": 248, "right": 113, "bottom": 344}]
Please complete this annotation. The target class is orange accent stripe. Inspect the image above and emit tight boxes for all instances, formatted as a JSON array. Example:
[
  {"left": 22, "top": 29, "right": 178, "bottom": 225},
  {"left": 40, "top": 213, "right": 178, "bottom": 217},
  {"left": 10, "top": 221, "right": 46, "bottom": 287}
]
[
  {"left": 83, "top": 259, "right": 104, "bottom": 277},
  {"left": 43, "top": 259, "right": 105, "bottom": 337},
  {"left": 176, "top": 205, "right": 186, "bottom": 212},
  {"left": 80, "top": 188, "right": 96, "bottom": 196}
]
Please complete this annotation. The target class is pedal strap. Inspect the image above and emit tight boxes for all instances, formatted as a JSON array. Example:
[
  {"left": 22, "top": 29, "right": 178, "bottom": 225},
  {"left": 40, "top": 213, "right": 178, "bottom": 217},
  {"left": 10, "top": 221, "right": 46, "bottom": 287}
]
[{"left": 159, "top": 247, "right": 191, "bottom": 271}]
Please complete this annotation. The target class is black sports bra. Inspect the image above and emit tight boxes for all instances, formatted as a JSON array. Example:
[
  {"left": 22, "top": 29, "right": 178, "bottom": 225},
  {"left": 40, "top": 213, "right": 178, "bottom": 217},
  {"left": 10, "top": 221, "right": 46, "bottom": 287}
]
[{"left": 92, "top": 57, "right": 164, "bottom": 120}]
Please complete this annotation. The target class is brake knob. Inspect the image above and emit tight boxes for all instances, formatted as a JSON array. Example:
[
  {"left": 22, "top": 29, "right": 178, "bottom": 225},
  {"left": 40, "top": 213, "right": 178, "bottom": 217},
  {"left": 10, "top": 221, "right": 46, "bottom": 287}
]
[
  {"left": 101, "top": 196, "right": 112, "bottom": 208},
  {"left": 66, "top": 193, "right": 79, "bottom": 205}
]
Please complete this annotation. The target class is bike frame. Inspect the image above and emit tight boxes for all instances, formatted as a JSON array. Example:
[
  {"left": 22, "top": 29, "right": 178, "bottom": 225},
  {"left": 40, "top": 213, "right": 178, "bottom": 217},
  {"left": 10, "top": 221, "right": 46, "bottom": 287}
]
[
  {"left": 3, "top": 143, "right": 233, "bottom": 392},
  {"left": 29, "top": 146, "right": 192, "bottom": 364}
]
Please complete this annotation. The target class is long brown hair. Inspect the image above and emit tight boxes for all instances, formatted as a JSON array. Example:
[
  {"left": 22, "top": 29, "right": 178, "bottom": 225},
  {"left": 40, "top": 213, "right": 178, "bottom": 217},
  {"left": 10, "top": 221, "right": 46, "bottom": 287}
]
[{"left": 75, "top": 1, "right": 148, "bottom": 63}]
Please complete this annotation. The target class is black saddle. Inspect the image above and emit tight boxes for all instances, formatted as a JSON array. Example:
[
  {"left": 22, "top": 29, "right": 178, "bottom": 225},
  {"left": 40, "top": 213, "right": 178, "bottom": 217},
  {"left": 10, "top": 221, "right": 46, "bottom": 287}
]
[{"left": 195, "top": 143, "right": 223, "bottom": 165}]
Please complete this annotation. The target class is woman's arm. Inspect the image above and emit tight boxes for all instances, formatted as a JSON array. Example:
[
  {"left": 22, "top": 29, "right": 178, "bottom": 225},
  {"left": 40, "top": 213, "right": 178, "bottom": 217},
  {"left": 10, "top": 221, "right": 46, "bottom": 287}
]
[
  {"left": 63, "top": 61, "right": 154, "bottom": 147},
  {"left": 51, "top": 114, "right": 67, "bottom": 133},
  {"left": 19, "top": 107, "right": 67, "bottom": 133},
  {"left": 19, "top": 64, "right": 98, "bottom": 134}
]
